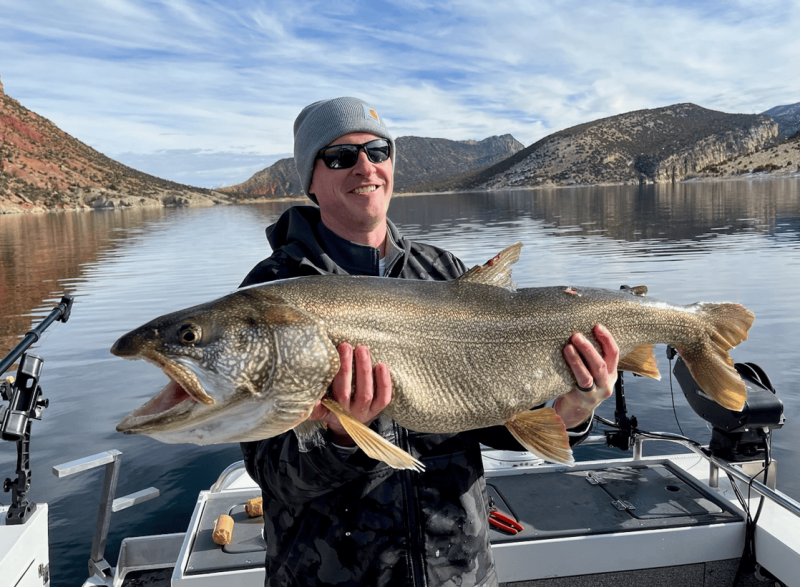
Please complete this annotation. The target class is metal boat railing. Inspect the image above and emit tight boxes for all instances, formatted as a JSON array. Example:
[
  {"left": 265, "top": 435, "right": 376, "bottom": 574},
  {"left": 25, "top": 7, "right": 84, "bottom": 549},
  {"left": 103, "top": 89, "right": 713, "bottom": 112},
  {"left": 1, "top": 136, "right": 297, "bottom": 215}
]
[
  {"left": 209, "top": 459, "right": 248, "bottom": 493},
  {"left": 53, "top": 450, "right": 160, "bottom": 582}
]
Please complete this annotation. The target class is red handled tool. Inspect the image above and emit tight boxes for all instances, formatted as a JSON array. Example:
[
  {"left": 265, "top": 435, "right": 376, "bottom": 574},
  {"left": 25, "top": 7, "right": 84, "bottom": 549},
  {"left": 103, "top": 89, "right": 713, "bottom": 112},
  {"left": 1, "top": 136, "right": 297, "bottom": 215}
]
[{"left": 488, "top": 497, "right": 523, "bottom": 535}]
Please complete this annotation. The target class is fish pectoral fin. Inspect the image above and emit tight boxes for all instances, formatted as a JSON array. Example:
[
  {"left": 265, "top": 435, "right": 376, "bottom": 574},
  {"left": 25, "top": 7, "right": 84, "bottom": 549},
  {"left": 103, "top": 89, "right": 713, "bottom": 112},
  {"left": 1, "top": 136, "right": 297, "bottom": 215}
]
[
  {"left": 618, "top": 344, "right": 661, "bottom": 379},
  {"left": 320, "top": 398, "right": 425, "bottom": 472},
  {"left": 505, "top": 408, "right": 574, "bottom": 466}
]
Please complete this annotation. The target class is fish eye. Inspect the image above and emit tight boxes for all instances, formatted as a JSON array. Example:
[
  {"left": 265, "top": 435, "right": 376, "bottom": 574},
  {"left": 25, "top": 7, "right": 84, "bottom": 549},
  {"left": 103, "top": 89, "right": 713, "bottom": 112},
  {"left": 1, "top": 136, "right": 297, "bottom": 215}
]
[{"left": 178, "top": 324, "right": 201, "bottom": 345}]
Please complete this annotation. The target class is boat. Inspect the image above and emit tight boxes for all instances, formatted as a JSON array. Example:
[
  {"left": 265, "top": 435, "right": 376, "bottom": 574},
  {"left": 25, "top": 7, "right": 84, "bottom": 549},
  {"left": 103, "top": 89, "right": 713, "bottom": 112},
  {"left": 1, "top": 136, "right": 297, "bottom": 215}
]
[{"left": 2, "top": 297, "right": 799, "bottom": 586}]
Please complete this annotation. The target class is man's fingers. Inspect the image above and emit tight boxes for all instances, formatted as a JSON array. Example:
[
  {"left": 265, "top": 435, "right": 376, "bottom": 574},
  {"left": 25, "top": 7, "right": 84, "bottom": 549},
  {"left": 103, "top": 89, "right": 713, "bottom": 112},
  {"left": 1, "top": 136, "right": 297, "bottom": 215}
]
[
  {"left": 325, "top": 343, "right": 392, "bottom": 430},
  {"left": 331, "top": 342, "right": 354, "bottom": 405},
  {"left": 308, "top": 401, "right": 329, "bottom": 422},
  {"left": 373, "top": 362, "right": 392, "bottom": 411},
  {"left": 350, "top": 345, "right": 375, "bottom": 415},
  {"left": 563, "top": 337, "right": 595, "bottom": 389},
  {"left": 564, "top": 328, "right": 618, "bottom": 393},
  {"left": 593, "top": 325, "right": 620, "bottom": 371}
]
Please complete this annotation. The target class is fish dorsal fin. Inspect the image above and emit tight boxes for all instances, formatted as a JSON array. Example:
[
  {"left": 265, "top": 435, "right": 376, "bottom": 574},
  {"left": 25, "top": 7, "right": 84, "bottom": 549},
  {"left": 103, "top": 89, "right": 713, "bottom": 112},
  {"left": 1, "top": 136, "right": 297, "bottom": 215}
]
[
  {"left": 458, "top": 243, "right": 523, "bottom": 290},
  {"left": 620, "top": 285, "right": 648, "bottom": 296}
]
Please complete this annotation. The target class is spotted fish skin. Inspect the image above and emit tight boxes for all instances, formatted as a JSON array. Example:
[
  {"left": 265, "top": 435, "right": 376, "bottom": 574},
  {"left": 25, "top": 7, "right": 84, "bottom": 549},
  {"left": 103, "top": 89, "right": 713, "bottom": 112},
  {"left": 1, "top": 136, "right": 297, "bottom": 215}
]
[
  {"left": 253, "top": 274, "right": 753, "bottom": 431},
  {"left": 112, "top": 243, "right": 753, "bottom": 465}
]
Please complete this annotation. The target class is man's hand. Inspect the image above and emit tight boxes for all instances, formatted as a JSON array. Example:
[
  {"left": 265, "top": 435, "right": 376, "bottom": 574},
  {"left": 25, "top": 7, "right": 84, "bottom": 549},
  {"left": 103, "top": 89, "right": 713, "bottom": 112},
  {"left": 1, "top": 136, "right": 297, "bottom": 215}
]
[
  {"left": 559, "top": 324, "right": 619, "bottom": 428},
  {"left": 308, "top": 343, "right": 392, "bottom": 445}
]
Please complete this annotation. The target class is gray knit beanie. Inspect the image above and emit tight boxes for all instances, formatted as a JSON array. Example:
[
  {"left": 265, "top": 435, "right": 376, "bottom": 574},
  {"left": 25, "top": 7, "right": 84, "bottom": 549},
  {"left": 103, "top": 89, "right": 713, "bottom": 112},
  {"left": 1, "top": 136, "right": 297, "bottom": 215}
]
[{"left": 293, "top": 97, "right": 395, "bottom": 203}]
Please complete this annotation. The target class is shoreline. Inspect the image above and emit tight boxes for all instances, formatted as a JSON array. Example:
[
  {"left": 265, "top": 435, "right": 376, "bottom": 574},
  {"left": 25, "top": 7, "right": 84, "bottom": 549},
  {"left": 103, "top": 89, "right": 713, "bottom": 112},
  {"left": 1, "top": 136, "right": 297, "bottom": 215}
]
[{"left": 2, "top": 171, "right": 799, "bottom": 215}]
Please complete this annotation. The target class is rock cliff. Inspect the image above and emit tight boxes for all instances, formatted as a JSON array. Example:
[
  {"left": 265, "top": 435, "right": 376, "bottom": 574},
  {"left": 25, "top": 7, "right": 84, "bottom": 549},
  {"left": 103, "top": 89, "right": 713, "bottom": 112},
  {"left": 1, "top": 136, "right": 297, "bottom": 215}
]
[
  {"left": 431, "top": 104, "right": 779, "bottom": 191},
  {"left": 392, "top": 134, "right": 523, "bottom": 193}
]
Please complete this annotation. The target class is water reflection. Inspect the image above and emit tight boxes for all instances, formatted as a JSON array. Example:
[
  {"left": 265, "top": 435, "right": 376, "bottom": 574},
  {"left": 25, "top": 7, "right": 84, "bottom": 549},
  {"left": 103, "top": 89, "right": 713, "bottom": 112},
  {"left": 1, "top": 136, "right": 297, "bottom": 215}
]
[
  {"left": 390, "top": 179, "right": 800, "bottom": 245},
  {"left": 0, "top": 209, "right": 166, "bottom": 355},
  {"left": 1, "top": 180, "right": 799, "bottom": 586}
]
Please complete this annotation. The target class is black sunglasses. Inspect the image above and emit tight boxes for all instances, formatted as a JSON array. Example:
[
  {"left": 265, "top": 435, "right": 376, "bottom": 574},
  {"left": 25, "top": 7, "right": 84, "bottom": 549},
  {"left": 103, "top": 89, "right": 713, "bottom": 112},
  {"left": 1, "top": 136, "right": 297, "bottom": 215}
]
[{"left": 316, "top": 138, "right": 391, "bottom": 170}]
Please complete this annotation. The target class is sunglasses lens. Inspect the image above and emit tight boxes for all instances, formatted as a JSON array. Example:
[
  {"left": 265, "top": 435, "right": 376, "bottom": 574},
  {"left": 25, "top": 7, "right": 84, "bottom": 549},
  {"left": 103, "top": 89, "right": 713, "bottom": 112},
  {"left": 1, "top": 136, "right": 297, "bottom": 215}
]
[
  {"left": 365, "top": 140, "right": 390, "bottom": 163},
  {"left": 321, "top": 145, "right": 359, "bottom": 169},
  {"left": 318, "top": 139, "right": 391, "bottom": 169}
]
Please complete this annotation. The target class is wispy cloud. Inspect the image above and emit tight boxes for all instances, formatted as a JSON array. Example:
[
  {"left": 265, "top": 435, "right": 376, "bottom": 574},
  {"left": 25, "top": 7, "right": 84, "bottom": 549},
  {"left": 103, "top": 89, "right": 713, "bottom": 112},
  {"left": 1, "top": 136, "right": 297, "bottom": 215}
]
[{"left": 1, "top": 0, "right": 798, "bottom": 187}]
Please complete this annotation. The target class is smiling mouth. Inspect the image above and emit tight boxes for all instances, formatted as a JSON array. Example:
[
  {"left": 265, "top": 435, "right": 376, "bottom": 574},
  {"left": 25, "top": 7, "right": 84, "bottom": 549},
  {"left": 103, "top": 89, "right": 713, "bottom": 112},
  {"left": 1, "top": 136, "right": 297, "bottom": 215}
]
[{"left": 353, "top": 185, "right": 378, "bottom": 194}]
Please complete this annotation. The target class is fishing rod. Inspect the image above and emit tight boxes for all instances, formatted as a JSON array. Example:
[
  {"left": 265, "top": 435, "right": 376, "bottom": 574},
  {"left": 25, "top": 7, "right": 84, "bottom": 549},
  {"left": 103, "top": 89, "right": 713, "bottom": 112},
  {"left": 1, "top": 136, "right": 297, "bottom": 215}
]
[{"left": 1, "top": 294, "right": 74, "bottom": 525}]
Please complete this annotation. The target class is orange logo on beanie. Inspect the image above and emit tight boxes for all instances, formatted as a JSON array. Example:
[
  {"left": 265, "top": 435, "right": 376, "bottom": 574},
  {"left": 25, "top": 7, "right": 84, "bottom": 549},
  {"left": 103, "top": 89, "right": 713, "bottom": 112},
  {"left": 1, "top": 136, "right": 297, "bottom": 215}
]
[{"left": 362, "top": 103, "right": 382, "bottom": 125}]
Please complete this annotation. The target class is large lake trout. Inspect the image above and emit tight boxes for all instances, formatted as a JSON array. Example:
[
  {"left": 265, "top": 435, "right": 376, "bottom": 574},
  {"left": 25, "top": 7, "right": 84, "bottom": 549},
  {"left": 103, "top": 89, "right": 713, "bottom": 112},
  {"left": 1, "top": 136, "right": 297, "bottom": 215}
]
[{"left": 113, "top": 243, "right": 754, "bottom": 469}]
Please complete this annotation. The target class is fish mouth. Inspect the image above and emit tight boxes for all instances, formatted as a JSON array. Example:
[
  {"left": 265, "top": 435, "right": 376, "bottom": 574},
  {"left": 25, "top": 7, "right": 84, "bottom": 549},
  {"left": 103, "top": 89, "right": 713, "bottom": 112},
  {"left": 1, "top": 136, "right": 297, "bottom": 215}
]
[
  {"left": 117, "top": 352, "right": 215, "bottom": 433},
  {"left": 148, "top": 353, "right": 215, "bottom": 406}
]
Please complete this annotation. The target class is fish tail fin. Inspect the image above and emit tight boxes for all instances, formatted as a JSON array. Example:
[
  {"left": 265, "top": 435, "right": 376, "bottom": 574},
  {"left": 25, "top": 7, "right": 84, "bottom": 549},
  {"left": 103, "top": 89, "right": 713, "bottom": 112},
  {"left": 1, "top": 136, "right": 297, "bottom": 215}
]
[
  {"left": 618, "top": 344, "right": 661, "bottom": 379},
  {"left": 320, "top": 398, "right": 425, "bottom": 472},
  {"left": 680, "top": 303, "right": 755, "bottom": 412},
  {"left": 505, "top": 408, "right": 574, "bottom": 466}
]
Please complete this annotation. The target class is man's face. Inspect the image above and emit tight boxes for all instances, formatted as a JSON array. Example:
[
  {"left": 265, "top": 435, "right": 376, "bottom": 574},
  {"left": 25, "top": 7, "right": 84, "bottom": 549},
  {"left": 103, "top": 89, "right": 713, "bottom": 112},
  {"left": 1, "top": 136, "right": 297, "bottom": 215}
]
[{"left": 309, "top": 132, "right": 393, "bottom": 236}]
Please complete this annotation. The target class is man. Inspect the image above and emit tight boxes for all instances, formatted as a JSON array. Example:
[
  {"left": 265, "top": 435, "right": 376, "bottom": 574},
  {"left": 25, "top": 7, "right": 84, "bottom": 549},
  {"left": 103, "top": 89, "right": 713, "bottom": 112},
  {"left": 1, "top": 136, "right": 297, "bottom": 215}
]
[{"left": 240, "top": 96, "right": 618, "bottom": 587}]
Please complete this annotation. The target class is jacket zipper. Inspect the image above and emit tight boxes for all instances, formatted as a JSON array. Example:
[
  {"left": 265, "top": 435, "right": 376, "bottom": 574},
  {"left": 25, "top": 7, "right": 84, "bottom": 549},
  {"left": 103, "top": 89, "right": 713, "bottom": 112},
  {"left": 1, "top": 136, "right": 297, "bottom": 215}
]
[{"left": 397, "top": 423, "right": 427, "bottom": 587}]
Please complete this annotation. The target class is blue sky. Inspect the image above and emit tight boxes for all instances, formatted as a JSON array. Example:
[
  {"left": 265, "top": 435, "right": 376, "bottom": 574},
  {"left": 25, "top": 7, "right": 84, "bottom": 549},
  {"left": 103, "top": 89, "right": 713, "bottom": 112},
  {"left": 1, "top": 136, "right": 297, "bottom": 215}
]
[{"left": 1, "top": 0, "right": 798, "bottom": 188}]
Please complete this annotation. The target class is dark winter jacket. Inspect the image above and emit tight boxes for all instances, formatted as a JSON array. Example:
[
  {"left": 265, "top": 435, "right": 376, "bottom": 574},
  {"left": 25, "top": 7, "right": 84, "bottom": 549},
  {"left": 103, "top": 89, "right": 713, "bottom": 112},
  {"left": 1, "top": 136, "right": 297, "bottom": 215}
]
[{"left": 240, "top": 206, "right": 587, "bottom": 587}]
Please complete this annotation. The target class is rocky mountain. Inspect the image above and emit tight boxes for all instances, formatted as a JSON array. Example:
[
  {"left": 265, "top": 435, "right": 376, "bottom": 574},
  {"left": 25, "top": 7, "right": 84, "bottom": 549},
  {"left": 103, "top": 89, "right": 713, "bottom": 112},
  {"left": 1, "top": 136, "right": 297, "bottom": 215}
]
[
  {"left": 762, "top": 102, "right": 800, "bottom": 138},
  {"left": 217, "top": 157, "right": 300, "bottom": 199},
  {"left": 0, "top": 75, "right": 232, "bottom": 214},
  {"left": 696, "top": 129, "right": 800, "bottom": 178},
  {"left": 392, "top": 134, "right": 523, "bottom": 192},
  {"left": 429, "top": 104, "right": 779, "bottom": 192},
  {"left": 218, "top": 134, "right": 524, "bottom": 197},
  {"left": 2, "top": 72, "right": 795, "bottom": 214}
]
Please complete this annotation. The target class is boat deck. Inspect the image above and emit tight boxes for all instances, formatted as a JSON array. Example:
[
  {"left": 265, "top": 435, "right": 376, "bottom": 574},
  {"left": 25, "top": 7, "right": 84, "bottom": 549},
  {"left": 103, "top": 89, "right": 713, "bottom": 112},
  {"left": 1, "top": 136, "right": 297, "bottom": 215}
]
[{"left": 110, "top": 450, "right": 793, "bottom": 586}]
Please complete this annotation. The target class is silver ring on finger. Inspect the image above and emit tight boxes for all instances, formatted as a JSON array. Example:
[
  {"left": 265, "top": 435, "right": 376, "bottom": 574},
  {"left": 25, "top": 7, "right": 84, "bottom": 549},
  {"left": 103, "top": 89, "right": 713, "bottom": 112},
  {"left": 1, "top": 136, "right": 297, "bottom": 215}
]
[{"left": 576, "top": 380, "right": 596, "bottom": 392}]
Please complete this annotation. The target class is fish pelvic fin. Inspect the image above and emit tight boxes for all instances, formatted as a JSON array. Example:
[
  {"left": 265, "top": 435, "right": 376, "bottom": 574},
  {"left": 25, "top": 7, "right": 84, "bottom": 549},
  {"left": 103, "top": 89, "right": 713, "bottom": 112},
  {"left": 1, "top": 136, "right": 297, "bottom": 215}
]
[
  {"left": 681, "top": 302, "right": 755, "bottom": 412},
  {"left": 320, "top": 398, "right": 425, "bottom": 472},
  {"left": 618, "top": 344, "right": 661, "bottom": 379},
  {"left": 458, "top": 243, "right": 522, "bottom": 291},
  {"left": 505, "top": 408, "right": 574, "bottom": 466}
]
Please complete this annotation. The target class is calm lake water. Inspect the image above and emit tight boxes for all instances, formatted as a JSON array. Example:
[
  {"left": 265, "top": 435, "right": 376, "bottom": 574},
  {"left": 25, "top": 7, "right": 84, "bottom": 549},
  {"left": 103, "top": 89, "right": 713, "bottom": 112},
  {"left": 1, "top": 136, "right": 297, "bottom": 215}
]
[{"left": 2, "top": 178, "right": 800, "bottom": 586}]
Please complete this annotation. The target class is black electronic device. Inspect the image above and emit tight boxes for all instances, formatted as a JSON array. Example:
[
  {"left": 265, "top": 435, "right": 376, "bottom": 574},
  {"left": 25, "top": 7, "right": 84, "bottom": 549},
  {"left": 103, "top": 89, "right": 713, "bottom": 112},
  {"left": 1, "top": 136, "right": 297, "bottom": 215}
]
[{"left": 673, "top": 355, "right": 785, "bottom": 462}]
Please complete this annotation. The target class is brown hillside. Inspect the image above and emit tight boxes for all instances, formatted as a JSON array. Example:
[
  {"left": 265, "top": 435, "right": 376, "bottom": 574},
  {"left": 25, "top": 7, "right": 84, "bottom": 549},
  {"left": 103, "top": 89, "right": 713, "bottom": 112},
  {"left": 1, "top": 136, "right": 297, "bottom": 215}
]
[{"left": 0, "top": 75, "right": 227, "bottom": 213}]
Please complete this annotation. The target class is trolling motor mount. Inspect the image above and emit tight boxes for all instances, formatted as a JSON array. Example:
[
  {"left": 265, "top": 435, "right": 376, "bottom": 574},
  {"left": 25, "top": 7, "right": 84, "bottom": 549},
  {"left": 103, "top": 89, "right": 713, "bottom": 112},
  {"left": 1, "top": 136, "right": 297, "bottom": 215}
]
[{"left": 1, "top": 294, "right": 74, "bottom": 525}]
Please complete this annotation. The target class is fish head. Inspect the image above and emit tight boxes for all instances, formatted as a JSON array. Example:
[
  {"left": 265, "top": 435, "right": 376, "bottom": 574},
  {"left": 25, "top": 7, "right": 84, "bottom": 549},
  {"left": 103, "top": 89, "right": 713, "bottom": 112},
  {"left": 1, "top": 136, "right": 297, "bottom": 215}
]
[{"left": 112, "top": 289, "right": 340, "bottom": 445}]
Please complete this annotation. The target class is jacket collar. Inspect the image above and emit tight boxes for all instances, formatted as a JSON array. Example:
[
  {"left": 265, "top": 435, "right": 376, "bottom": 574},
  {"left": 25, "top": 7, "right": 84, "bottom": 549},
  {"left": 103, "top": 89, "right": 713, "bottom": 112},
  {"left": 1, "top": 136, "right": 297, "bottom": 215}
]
[{"left": 266, "top": 206, "right": 408, "bottom": 276}]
